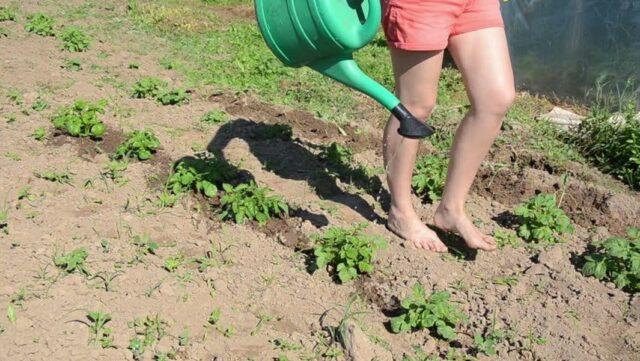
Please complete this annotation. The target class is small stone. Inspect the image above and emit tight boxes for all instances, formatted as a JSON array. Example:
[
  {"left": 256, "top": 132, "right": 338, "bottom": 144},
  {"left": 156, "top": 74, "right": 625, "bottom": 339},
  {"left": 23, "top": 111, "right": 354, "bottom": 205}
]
[
  {"left": 538, "top": 106, "right": 584, "bottom": 129},
  {"left": 339, "top": 320, "right": 393, "bottom": 361}
]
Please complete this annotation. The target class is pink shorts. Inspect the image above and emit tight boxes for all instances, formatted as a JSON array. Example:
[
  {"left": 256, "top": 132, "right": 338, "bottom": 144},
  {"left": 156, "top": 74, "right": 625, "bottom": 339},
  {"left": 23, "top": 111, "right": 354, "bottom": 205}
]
[{"left": 382, "top": 0, "right": 505, "bottom": 51}]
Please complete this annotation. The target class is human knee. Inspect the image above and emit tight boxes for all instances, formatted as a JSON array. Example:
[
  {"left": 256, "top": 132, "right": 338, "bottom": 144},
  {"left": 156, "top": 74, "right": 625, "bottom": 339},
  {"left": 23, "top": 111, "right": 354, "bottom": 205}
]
[
  {"left": 402, "top": 101, "right": 436, "bottom": 121},
  {"left": 475, "top": 85, "right": 516, "bottom": 118}
]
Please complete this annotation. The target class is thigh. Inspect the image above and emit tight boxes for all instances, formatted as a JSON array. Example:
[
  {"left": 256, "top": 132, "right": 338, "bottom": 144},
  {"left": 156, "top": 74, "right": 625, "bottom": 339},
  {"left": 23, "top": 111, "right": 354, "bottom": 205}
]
[
  {"left": 390, "top": 47, "right": 444, "bottom": 108},
  {"left": 447, "top": 27, "right": 514, "bottom": 108}
]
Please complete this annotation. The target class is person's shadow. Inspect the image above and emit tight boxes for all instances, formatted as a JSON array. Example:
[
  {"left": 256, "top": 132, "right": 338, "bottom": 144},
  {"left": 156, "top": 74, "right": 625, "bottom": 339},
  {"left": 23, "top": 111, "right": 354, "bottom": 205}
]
[{"left": 206, "top": 118, "right": 390, "bottom": 224}]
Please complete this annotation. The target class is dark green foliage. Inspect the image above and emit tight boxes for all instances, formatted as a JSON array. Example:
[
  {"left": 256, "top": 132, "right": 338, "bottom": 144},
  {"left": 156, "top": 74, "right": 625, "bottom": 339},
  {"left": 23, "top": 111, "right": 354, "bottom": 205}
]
[
  {"left": 201, "top": 109, "right": 229, "bottom": 124},
  {"left": 219, "top": 181, "right": 288, "bottom": 225},
  {"left": 313, "top": 223, "right": 387, "bottom": 283},
  {"left": 412, "top": 155, "right": 448, "bottom": 202},
  {"left": 51, "top": 99, "right": 107, "bottom": 139},
  {"left": 114, "top": 130, "right": 160, "bottom": 160},
  {"left": 390, "top": 284, "right": 466, "bottom": 340},
  {"left": 572, "top": 101, "right": 640, "bottom": 189},
  {"left": 54, "top": 248, "right": 90, "bottom": 276},
  {"left": 581, "top": 227, "right": 640, "bottom": 293},
  {"left": 166, "top": 154, "right": 236, "bottom": 198},
  {"left": 25, "top": 13, "right": 55, "bottom": 36},
  {"left": 60, "top": 27, "right": 91, "bottom": 52},
  {"left": 0, "top": 7, "right": 16, "bottom": 22},
  {"left": 515, "top": 194, "right": 574, "bottom": 244},
  {"left": 156, "top": 88, "right": 189, "bottom": 105},
  {"left": 131, "top": 77, "right": 168, "bottom": 99}
]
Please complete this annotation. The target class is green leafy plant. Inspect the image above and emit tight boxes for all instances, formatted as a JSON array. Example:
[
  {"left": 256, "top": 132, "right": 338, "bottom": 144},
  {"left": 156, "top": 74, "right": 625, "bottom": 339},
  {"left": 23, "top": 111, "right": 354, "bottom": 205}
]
[
  {"left": 36, "top": 170, "right": 72, "bottom": 184},
  {"left": 86, "top": 311, "right": 114, "bottom": 348},
  {"left": 31, "top": 126, "right": 47, "bottom": 141},
  {"left": 581, "top": 227, "right": 640, "bottom": 293},
  {"left": 165, "top": 154, "right": 236, "bottom": 199},
  {"left": 0, "top": 7, "right": 16, "bottom": 22},
  {"left": 60, "top": 26, "right": 91, "bottom": 52},
  {"left": 164, "top": 254, "right": 184, "bottom": 272},
  {"left": 412, "top": 155, "right": 448, "bottom": 202},
  {"left": 156, "top": 88, "right": 189, "bottom": 105},
  {"left": 474, "top": 329, "right": 505, "bottom": 356},
  {"left": 390, "top": 284, "right": 466, "bottom": 340},
  {"left": 572, "top": 101, "right": 640, "bottom": 190},
  {"left": 201, "top": 109, "right": 229, "bottom": 124},
  {"left": 102, "top": 160, "right": 129, "bottom": 184},
  {"left": 219, "top": 181, "right": 288, "bottom": 225},
  {"left": 62, "top": 58, "right": 82, "bottom": 71},
  {"left": 313, "top": 223, "right": 387, "bottom": 283},
  {"left": 114, "top": 130, "right": 160, "bottom": 160},
  {"left": 515, "top": 194, "right": 574, "bottom": 244},
  {"left": 207, "top": 309, "right": 221, "bottom": 325},
  {"left": 25, "top": 13, "right": 55, "bottom": 36},
  {"left": 54, "top": 248, "right": 90, "bottom": 276},
  {"left": 128, "top": 314, "right": 168, "bottom": 360},
  {"left": 132, "top": 77, "right": 167, "bottom": 99},
  {"left": 51, "top": 99, "right": 107, "bottom": 139},
  {"left": 7, "top": 89, "right": 22, "bottom": 105},
  {"left": 132, "top": 234, "right": 159, "bottom": 257},
  {"left": 320, "top": 142, "right": 353, "bottom": 165},
  {"left": 493, "top": 229, "right": 520, "bottom": 249},
  {"left": 31, "top": 99, "right": 49, "bottom": 111}
]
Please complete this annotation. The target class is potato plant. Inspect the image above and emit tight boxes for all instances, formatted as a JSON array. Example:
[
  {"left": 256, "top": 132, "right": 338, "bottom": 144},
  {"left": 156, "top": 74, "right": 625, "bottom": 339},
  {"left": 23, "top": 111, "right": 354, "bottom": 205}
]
[
  {"left": 165, "top": 154, "right": 236, "bottom": 199},
  {"left": 313, "top": 223, "right": 387, "bottom": 283},
  {"left": 25, "top": 13, "right": 55, "bottom": 36},
  {"left": 219, "top": 181, "right": 289, "bottom": 225},
  {"left": 201, "top": 109, "right": 229, "bottom": 124},
  {"left": 412, "top": 154, "right": 448, "bottom": 202},
  {"left": 51, "top": 99, "right": 107, "bottom": 139},
  {"left": 515, "top": 193, "right": 574, "bottom": 244},
  {"left": 581, "top": 227, "right": 640, "bottom": 293},
  {"left": 54, "top": 248, "right": 90, "bottom": 276},
  {"left": 131, "top": 77, "right": 189, "bottom": 105},
  {"left": 86, "top": 311, "right": 114, "bottom": 348},
  {"left": 113, "top": 130, "right": 160, "bottom": 160},
  {"left": 60, "top": 26, "right": 91, "bottom": 52},
  {"left": 390, "top": 283, "right": 466, "bottom": 341},
  {"left": 0, "top": 7, "right": 16, "bottom": 22}
]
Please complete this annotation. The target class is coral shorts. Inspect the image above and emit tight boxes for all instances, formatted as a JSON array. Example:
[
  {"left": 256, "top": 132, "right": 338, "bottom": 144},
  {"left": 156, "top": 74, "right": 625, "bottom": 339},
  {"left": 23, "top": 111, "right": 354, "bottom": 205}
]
[{"left": 381, "top": 0, "right": 505, "bottom": 51}]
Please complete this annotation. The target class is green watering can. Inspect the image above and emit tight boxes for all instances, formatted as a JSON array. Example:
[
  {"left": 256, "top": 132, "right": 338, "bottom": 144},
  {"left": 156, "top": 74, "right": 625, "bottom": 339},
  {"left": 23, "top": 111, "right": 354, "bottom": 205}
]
[{"left": 254, "top": 0, "right": 435, "bottom": 139}]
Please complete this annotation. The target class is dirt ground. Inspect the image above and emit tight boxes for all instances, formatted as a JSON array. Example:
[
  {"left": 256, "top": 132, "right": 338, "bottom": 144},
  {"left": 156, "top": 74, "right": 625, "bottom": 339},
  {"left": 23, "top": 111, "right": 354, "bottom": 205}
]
[{"left": 0, "top": 1, "right": 639, "bottom": 360}]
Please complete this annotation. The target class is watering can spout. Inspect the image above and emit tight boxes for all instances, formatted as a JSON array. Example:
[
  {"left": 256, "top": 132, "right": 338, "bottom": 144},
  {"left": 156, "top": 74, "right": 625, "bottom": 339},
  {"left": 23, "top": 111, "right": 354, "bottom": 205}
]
[{"left": 310, "top": 56, "right": 435, "bottom": 139}]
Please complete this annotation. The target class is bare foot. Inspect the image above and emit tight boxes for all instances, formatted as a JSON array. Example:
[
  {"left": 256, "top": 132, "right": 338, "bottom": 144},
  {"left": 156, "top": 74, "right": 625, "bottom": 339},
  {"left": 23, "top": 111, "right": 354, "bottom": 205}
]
[
  {"left": 434, "top": 205, "right": 497, "bottom": 251},
  {"left": 387, "top": 207, "right": 448, "bottom": 252}
]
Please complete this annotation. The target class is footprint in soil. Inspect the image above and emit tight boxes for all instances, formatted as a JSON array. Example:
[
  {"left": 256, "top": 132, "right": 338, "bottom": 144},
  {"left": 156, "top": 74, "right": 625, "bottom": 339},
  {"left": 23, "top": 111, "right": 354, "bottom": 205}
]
[{"left": 206, "top": 118, "right": 389, "bottom": 223}]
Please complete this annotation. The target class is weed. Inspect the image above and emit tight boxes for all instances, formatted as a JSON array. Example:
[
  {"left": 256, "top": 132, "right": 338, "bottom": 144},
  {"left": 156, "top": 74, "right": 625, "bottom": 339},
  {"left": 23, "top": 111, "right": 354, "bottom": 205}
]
[
  {"left": 31, "top": 126, "right": 47, "bottom": 141},
  {"left": 132, "top": 77, "right": 168, "bottom": 99},
  {"left": 51, "top": 99, "right": 107, "bottom": 139},
  {"left": 160, "top": 57, "right": 179, "bottom": 70},
  {"left": 313, "top": 223, "right": 386, "bottom": 283},
  {"left": 207, "top": 309, "right": 221, "bottom": 325},
  {"left": 91, "top": 271, "right": 120, "bottom": 292},
  {"left": 492, "top": 275, "right": 519, "bottom": 287},
  {"left": 60, "top": 26, "right": 91, "bottom": 52},
  {"left": 7, "top": 304, "right": 16, "bottom": 324},
  {"left": 0, "top": 204, "right": 8, "bottom": 233},
  {"left": 156, "top": 88, "right": 190, "bottom": 105},
  {"left": 128, "top": 62, "right": 140, "bottom": 69},
  {"left": 128, "top": 314, "right": 168, "bottom": 360},
  {"left": 572, "top": 100, "right": 640, "bottom": 189},
  {"left": 201, "top": 109, "right": 229, "bottom": 124},
  {"left": 102, "top": 160, "right": 129, "bottom": 184},
  {"left": 493, "top": 229, "right": 521, "bottom": 249},
  {"left": 219, "top": 181, "right": 289, "bottom": 225},
  {"left": 474, "top": 327, "right": 504, "bottom": 356},
  {"left": 581, "top": 227, "right": 640, "bottom": 293},
  {"left": 515, "top": 194, "right": 574, "bottom": 244},
  {"left": 54, "top": 248, "right": 90, "bottom": 276},
  {"left": 402, "top": 345, "right": 438, "bottom": 361},
  {"left": 178, "top": 328, "right": 189, "bottom": 346},
  {"left": 0, "top": 7, "right": 16, "bottom": 22},
  {"left": 132, "top": 234, "right": 159, "bottom": 257},
  {"left": 320, "top": 142, "right": 353, "bottom": 165},
  {"left": 390, "top": 283, "right": 466, "bottom": 340},
  {"left": 114, "top": 130, "right": 160, "bottom": 160},
  {"left": 412, "top": 155, "right": 448, "bottom": 202},
  {"left": 31, "top": 99, "right": 49, "bottom": 112},
  {"left": 166, "top": 154, "right": 236, "bottom": 199},
  {"left": 0, "top": 27, "right": 7, "bottom": 37},
  {"left": 86, "top": 311, "right": 114, "bottom": 348},
  {"left": 62, "top": 58, "right": 82, "bottom": 71},
  {"left": 25, "top": 13, "right": 55, "bottom": 36},
  {"left": 7, "top": 89, "right": 23, "bottom": 105},
  {"left": 36, "top": 170, "right": 72, "bottom": 184},
  {"left": 164, "top": 254, "right": 184, "bottom": 272}
]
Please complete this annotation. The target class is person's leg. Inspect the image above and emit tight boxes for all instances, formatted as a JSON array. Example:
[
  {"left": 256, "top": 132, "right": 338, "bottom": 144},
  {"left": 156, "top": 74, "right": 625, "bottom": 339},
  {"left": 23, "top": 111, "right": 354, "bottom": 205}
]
[
  {"left": 433, "top": 27, "right": 515, "bottom": 251},
  {"left": 385, "top": 47, "right": 448, "bottom": 252}
]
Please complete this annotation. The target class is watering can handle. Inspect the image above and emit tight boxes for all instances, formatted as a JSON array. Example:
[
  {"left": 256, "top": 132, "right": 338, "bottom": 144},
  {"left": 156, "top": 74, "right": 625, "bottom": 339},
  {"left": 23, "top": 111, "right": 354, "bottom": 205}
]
[{"left": 357, "top": 0, "right": 382, "bottom": 46}]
